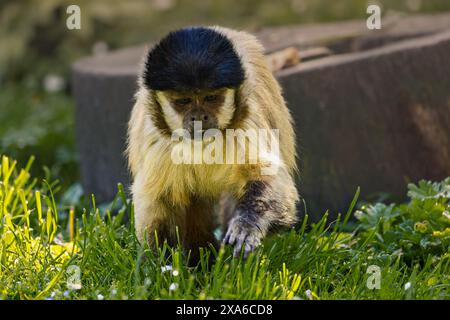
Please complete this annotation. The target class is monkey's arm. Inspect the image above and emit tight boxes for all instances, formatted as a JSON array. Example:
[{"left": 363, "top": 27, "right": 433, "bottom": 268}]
[{"left": 223, "top": 169, "right": 298, "bottom": 257}]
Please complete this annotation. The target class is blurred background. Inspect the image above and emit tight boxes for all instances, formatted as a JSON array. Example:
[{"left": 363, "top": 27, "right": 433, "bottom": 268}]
[{"left": 1, "top": 0, "right": 450, "bottom": 203}]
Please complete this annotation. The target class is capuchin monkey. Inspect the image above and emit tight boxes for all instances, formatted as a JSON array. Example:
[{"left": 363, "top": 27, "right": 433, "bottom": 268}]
[{"left": 127, "top": 26, "right": 298, "bottom": 263}]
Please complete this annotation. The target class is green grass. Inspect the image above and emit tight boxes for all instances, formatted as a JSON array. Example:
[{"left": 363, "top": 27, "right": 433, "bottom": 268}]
[{"left": 0, "top": 155, "right": 449, "bottom": 300}]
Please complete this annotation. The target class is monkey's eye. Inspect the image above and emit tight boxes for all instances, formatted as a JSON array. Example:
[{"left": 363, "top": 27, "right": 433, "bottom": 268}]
[
  {"left": 204, "top": 95, "right": 218, "bottom": 102},
  {"left": 175, "top": 98, "right": 192, "bottom": 105},
  {"left": 174, "top": 98, "right": 192, "bottom": 106}
]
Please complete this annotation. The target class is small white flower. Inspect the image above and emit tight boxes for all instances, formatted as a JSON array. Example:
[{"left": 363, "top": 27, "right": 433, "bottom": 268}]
[
  {"left": 354, "top": 210, "right": 363, "bottom": 220},
  {"left": 404, "top": 282, "right": 412, "bottom": 290},
  {"left": 161, "top": 265, "right": 173, "bottom": 273},
  {"left": 172, "top": 270, "right": 179, "bottom": 277},
  {"left": 111, "top": 289, "right": 117, "bottom": 295},
  {"left": 169, "top": 283, "right": 178, "bottom": 291},
  {"left": 97, "top": 294, "right": 104, "bottom": 300},
  {"left": 305, "top": 289, "right": 313, "bottom": 300},
  {"left": 443, "top": 211, "right": 450, "bottom": 220}
]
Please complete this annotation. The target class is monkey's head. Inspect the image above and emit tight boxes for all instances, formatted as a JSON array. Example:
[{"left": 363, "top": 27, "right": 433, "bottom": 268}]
[{"left": 142, "top": 27, "right": 245, "bottom": 135}]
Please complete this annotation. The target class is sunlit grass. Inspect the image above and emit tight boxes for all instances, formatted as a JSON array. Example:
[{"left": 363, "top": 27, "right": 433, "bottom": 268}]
[
  {"left": 0, "top": 155, "right": 448, "bottom": 300},
  {"left": 0, "top": 156, "right": 77, "bottom": 299}
]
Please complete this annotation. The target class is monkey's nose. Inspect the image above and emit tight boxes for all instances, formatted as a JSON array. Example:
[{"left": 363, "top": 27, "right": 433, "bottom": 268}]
[
  {"left": 189, "top": 113, "right": 208, "bottom": 122},
  {"left": 190, "top": 115, "right": 208, "bottom": 122},
  {"left": 187, "top": 111, "right": 214, "bottom": 130}
]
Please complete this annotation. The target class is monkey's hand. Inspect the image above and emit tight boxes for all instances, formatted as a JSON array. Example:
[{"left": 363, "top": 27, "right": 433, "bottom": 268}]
[{"left": 223, "top": 211, "right": 265, "bottom": 258}]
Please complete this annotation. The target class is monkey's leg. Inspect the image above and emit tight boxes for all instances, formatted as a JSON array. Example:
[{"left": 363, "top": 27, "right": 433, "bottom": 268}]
[
  {"left": 134, "top": 194, "right": 183, "bottom": 249},
  {"left": 223, "top": 170, "right": 298, "bottom": 257},
  {"left": 184, "top": 197, "right": 218, "bottom": 265}
]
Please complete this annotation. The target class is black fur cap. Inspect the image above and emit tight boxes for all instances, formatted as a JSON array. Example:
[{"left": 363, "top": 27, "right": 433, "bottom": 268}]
[{"left": 143, "top": 27, "right": 245, "bottom": 91}]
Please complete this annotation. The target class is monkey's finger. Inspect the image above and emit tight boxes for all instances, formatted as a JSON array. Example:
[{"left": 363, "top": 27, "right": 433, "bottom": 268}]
[
  {"left": 223, "top": 227, "right": 234, "bottom": 244},
  {"left": 222, "top": 231, "right": 230, "bottom": 244},
  {"left": 227, "top": 229, "right": 239, "bottom": 245},
  {"left": 243, "top": 239, "right": 259, "bottom": 258},
  {"left": 233, "top": 234, "right": 247, "bottom": 257},
  {"left": 243, "top": 243, "right": 253, "bottom": 258},
  {"left": 233, "top": 242, "right": 243, "bottom": 257},
  {"left": 243, "top": 236, "right": 262, "bottom": 258}
]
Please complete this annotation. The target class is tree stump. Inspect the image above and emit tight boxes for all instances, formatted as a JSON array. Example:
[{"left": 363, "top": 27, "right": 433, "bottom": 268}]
[{"left": 72, "top": 14, "right": 450, "bottom": 219}]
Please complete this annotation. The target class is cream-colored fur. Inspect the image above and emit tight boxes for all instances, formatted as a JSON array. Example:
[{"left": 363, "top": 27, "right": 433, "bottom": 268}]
[{"left": 127, "top": 26, "right": 298, "bottom": 247}]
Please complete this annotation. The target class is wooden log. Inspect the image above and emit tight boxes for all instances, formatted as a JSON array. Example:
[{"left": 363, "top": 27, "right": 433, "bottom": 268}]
[{"left": 278, "top": 31, "right": 450, "bottom": 217}]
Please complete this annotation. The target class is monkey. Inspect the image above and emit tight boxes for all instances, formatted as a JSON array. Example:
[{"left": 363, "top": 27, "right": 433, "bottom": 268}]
[{"left": 127, "top": 26, "right": 299, "bottom": 263}]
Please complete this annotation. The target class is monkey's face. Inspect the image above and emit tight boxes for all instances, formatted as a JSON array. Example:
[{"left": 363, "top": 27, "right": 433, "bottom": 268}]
[
  {"left": 143, "top": 27, "right": 245, "bottom": 136},
  {"left": 154, "top": 87, "right": 236, "bottom": 135}
]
